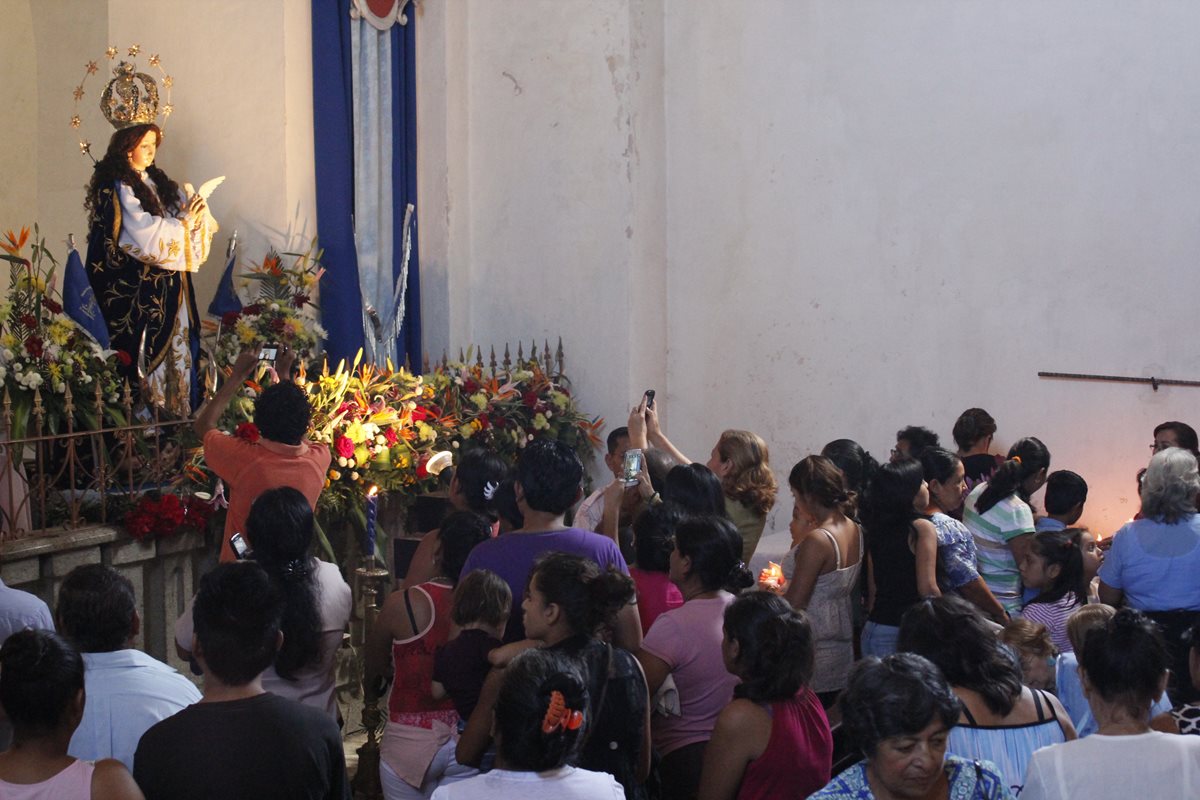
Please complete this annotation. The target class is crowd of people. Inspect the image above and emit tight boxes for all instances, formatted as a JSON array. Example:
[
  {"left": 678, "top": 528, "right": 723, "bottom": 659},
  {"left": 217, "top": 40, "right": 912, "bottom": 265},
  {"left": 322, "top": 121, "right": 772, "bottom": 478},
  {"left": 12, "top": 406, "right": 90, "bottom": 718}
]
[{"left": 6, "top": 380, "right": 1200, "bottom": 798}]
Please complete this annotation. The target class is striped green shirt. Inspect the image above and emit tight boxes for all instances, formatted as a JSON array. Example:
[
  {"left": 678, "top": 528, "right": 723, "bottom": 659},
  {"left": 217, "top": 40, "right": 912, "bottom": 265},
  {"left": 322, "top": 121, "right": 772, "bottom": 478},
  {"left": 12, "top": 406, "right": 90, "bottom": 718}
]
[{"left": 962, "top": 483, "right": 1035, "bottom": 614}]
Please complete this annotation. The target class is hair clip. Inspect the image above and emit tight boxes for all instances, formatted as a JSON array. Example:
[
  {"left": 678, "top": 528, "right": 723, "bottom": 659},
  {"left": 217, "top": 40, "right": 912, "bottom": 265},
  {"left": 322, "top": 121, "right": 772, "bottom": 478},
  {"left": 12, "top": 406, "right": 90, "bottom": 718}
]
[
  {"left": 482, "top": 481, "right": 499, "bottom": 501},
  {"left": 1011, "top": 455, "right": 1023, "bottom": 465},
  {"left": 542, "top": 690, "right": 584, "bottom": 734}
]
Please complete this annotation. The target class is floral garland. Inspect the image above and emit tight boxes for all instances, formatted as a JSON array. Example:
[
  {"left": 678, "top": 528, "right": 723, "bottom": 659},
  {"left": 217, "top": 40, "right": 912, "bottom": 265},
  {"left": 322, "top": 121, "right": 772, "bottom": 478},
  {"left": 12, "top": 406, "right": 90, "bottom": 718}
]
[{"left": 0, "top": 226, "right": 124, "bottom": 438}]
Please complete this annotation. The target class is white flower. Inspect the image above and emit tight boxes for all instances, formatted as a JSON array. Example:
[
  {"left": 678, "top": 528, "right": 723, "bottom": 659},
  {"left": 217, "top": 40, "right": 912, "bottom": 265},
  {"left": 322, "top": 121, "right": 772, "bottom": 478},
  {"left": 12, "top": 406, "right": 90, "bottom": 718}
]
[
  {"left": 1, "top": 349, "right": 12, "bottom": 361},
  {"left": 53, "top": 381, "right": 66, "bottom": 394},
  {"left": 338, "top": 456, "right": 348, "bottom": 468},
  {"left": 269, "top": 303, "right": 280, "bottom": 311},
  {"left": 0, "top": 366, "right": 6, "bottom": 383}
]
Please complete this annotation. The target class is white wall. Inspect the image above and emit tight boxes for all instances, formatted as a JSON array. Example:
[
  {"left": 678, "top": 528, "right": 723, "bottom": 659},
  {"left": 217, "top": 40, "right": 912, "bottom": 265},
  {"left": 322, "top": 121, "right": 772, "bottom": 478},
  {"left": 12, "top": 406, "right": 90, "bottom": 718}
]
[{"left": 419, "top": 1, "right": 1200, "bottom": 534}]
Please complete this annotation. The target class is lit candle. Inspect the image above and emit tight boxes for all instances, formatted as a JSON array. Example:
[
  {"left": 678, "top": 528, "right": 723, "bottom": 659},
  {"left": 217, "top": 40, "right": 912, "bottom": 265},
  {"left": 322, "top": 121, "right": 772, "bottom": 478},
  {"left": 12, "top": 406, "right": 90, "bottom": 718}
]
[{"left": 365, "top": 485, "right": 379, "bottom": 558}]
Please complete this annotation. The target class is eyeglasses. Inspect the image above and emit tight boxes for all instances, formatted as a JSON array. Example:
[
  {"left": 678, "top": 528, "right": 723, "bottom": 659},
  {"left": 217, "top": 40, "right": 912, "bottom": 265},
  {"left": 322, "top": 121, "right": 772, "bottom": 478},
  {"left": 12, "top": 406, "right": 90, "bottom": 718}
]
[{"left": 1150, "top": 442, "right": 1176, "bottom": 453}]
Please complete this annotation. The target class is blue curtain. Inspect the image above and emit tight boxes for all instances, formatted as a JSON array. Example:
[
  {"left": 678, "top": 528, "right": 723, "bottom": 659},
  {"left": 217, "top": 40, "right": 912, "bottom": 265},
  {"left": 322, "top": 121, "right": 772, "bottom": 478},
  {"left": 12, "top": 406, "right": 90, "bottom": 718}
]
[{"left": 312, "top": 0, "right": 421, "bottom": 368}]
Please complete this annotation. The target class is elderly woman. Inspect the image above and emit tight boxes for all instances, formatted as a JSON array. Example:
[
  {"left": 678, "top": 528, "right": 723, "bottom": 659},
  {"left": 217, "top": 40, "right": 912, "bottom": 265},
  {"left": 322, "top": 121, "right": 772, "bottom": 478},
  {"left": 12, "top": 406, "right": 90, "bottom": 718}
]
[
  {"left": 898, "top": 596, "right": 1074, "bottom": 793},
  {"left": 1099, "top": 447, "right": 1200, "bottom": 705},
  {"left": 810, "top": 653, "right": 1012, "bottom": 799},
  {"left": 1023, "top": 609, "right": 1200, "bottom": 799}
]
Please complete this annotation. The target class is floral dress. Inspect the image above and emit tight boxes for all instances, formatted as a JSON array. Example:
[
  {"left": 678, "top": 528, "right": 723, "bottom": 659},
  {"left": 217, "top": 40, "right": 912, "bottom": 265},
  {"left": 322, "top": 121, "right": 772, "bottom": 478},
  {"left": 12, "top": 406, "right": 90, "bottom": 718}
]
[{"left": 810, "top": 755, "right": 1014, "bottom": 799}]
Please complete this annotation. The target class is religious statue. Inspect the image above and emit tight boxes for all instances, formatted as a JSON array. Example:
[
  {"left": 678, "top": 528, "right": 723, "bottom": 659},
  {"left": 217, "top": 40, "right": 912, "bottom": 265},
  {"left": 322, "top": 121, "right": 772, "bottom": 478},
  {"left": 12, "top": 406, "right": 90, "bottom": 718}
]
[{"left": 83, "top": 60, "right": 218, "bottom": 416}]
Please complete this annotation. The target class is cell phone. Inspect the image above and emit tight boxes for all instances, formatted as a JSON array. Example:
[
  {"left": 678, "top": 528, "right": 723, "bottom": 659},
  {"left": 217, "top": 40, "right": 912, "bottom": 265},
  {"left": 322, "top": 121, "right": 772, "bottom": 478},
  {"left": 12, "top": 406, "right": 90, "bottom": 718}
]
[
  {"left": 622, "top": 448, "right": 644, "bottom": 486},
  {"left": 230, "top": 532, "right": 252, "bottom": 561},
  {"left": 258, "top": 345, "right": 278, "bottom": 363},
  {"left": 643, "top": 389, "right": 656, "bottom": 409}
]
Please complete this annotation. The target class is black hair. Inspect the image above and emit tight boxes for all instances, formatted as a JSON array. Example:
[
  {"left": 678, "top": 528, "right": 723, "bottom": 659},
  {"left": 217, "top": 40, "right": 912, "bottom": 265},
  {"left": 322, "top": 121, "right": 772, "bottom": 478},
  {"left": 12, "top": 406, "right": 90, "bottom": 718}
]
[
  {"left": 84, "top": 124, "right": 182, "bottom": 225},
  {"left": 438, "top": 510, "right": 495, "bottom": 583},
  {"left": 245, "top": 487, "right": 321, "bottom": 681},
  {"left": 860, "top": 458, "right": 924, "bottom": 541},
  {"left": 819, "top": 439, "right": 879, "bottom": 498},
  {"left": 725, "top": 591, "right": 814, "bottom": 702},
  {"left": 452, "top": 569, "right": 512, "bottom": 628},
  {"left": 633, "top": 502, "right": 685, "bottom": 573},
  {"left": 0, "top": 630, "right": 85, "bottom": 737},
  {"left": 56, "top": 564, "right": 137, "bottom": 653},
  {"left": 516, "top": 438, "right": 583, "bottom": 515},
  {"left": 495, "top": 649, "right": 590, "bottom": 771},
  {"left": 918, "top": 447, "right": 961, "bottom": 487},
  {"left": 493, "top": 477, "right": 524, "bottom": 531},
  {"left": 952, "top": 408, "right": 997, "bottom": 452},
  {"left": 839, "top": 653, "right": 962, "bottom": 758},
  {"left": 1026, "top": 528, "right": 1088, "bottom": 607},
  {"left": 789, "top": 455, "right": 855, "bottom": 517},
  {"left": 898, "top": 595, "right": 1023, "bottom": 716},
  {"left": 530, "top": 553, "right": 635, "bottom": 636},
  {"left": 192, "top": 562, "right": 285, "bottom": 686},
  {"left": 454, "top": 446, "right": 510, "bottom": 522},
  {"left": 1081, "top": 608, "right": 1170, "bottom": 719},
  {"left": 1043, "top": 470, "right": 1088, "bottom": 516},
  {"left": 1154, "top": 421, "right": 1200, "bottom": 458},
  {"left": 254, "top": 381, "right": 313, "bottom": 446},
  {"left": 644, "top": 447, "right": 676, "bottom": 495},
  {"left": 975, "top": 437, "right": 1051, "bottom": 515},
  {"left": 606, "top": 426, "right": 631, "bottom": 454},
  {"left": 664, "top": 463, "right": 727, "bottom": 516},
  {"left": 896, "top": 426, "right": 940, "bottom": 458},
  {"left": 673, "top": 515, "right": 754, "bottom": 593}
]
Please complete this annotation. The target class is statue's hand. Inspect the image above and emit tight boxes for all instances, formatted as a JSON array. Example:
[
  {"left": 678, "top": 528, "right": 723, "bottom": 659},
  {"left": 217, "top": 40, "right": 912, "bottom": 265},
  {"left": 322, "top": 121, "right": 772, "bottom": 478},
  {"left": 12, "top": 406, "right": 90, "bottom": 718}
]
[{"left": 184, "top": 194, "right": 208, "bottom": 230}]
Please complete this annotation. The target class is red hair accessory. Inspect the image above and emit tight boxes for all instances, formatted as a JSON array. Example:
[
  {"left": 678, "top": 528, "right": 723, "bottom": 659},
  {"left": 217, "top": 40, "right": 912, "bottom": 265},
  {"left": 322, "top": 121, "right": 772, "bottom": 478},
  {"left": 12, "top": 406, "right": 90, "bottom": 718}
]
[{"left": 541, "top": 690, "right": 584, "bottom": 734}]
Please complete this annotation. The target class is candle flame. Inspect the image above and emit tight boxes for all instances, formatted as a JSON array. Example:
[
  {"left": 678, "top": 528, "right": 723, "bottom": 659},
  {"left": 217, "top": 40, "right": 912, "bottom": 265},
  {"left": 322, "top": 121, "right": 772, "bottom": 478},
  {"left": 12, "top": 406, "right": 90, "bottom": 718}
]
[{"left": 367, "top": 485, "right": 379, "bottom": 498}]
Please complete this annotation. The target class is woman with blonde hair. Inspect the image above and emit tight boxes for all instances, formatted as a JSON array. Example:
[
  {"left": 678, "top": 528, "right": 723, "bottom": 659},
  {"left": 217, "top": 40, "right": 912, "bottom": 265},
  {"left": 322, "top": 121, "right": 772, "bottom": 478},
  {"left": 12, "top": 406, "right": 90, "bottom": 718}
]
[{"left": 629, "top": 398, "right": 777, "bottom": 561}]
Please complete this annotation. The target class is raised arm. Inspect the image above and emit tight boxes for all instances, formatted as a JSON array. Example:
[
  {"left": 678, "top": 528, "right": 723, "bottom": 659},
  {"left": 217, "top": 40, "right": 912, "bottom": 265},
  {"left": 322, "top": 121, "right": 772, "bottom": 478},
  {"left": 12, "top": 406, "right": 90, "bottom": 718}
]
[
  {"left": 644, "top": 400, "right": 691, "bottom": 465},
  {"left": 193, "top": 350, "right": 258, "bottom": 436}
]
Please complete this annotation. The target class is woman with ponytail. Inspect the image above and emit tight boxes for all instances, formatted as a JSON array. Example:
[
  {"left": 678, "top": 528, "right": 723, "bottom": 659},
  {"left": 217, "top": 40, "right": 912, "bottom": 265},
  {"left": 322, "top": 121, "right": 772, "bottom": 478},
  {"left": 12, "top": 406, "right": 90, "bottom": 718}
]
[
  {"left": 781, "top": 455, "right": 863, "bottom": 705},
  {"left": 0, "top": 630, "right": 144, "bottom": 799},
  {"left": 432, "top": 650, "right": 624, "bottom": 799},
  {"left": 174, "top": 487, "right": 352, "bottom": 719},
  {"left": 698, "top": 592, "right": 832, "bottom": 800},
  {"left": 962, "top": 437, "right": 1051, "bottom": 616},
  {"left": 1023, "top": 609, "right": 1200, "bottom": 799},
  {"left": 403, "top": 446, "right": 510, "bottom": 589},
  {"left": 470, "top": 553, "right": 650, "bottom": 799},
  {"left": 636, "top": 515, "right": 755, "bottom": 800},
  {"left": 818, "top": 439, "right": 879, "bottom": 519}
]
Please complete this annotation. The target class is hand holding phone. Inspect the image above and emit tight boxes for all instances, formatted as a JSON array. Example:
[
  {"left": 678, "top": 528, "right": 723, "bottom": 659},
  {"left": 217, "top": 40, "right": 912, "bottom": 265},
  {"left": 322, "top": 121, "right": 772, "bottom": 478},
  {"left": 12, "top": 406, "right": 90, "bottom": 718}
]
[
  {"left": 622, "top": 448, "right": 644, "bottom": 486},
  {"left": 643, "top": 389, "right": 656, "bottom": 409}
]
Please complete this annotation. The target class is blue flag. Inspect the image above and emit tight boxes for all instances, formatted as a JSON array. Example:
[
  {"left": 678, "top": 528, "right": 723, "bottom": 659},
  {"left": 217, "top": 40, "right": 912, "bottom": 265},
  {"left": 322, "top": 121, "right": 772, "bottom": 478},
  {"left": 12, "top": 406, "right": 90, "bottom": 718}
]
[
  {"left": 207, "top": 248, "right": 242, "bottom": 318},
  {"left": 63, "top": 247, "right": 110, "bottom": 348}
]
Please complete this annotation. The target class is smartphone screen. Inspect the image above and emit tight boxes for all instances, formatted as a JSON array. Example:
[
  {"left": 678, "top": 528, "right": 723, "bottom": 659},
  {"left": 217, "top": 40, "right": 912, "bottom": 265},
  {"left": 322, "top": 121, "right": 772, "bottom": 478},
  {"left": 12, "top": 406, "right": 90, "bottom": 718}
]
[
  {"left": 622, "top": 448, "right": 643, "bottom": 485},
  {"left": 644, "top": 389, "right": 656, "bottom": 408},
  {"left": 258, "top": 346, "right": 278, "bottom": 363},
  {"left": 230, "top": 532, "right": 251, "bottom": 560}
]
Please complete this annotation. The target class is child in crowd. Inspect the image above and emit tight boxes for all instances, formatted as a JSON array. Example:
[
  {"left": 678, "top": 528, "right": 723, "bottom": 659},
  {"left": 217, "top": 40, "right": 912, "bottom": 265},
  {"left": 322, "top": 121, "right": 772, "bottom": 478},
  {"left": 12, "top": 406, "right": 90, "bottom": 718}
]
[
  {"left": 1000, "top": 618, "right": 1058, "bottom": 692},
  {"left": 629, "top": 502, "right": 684, "bottom": 635},
  {"left": 1018, "top": 528, "right": 1088, "bottom": 653},
  {"left": 1036, "top": 470, "right": 1088, "bottom": 531},
  {"left": 574, "top": 426, "right": 632, "bottom": 532},
  {"left": 433, "top": 570, "right": 511, "bottom": 722}
]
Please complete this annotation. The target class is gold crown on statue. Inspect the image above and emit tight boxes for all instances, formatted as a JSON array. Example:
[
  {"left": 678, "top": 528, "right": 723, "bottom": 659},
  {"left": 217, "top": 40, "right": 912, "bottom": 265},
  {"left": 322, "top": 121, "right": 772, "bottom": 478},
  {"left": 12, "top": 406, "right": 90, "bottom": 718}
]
[
  {"left": 71, "top": 46, "right": 175, "bottom": 159},
  {"left": 100, "top": 62, "right": 160, "bottom": 129}
]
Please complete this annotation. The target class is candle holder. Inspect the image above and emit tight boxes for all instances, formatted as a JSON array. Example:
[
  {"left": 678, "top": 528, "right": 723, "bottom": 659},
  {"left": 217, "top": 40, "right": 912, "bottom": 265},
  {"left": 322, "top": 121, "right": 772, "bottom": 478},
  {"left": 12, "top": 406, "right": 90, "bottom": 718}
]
[{"left": 351, "top": 553, "right": 391, "bottom": 800}]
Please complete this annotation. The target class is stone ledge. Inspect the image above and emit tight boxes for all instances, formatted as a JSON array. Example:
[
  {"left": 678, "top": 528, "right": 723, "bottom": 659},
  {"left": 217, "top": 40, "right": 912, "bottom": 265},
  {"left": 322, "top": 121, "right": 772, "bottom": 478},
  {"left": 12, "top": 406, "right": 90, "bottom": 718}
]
[{"left": 0, "top": 525, "right": 122, "bottom": 562}]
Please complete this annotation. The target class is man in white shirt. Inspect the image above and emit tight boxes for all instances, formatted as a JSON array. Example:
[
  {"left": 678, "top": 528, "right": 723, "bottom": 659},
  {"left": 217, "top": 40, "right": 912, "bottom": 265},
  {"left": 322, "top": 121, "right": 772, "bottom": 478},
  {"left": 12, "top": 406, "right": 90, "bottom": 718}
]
[
  {"left": 574, "top": 426, "right": 632, "bottom": 531},
  {"left": 56, "top": 564, "right": 202, "bottom": 771}
]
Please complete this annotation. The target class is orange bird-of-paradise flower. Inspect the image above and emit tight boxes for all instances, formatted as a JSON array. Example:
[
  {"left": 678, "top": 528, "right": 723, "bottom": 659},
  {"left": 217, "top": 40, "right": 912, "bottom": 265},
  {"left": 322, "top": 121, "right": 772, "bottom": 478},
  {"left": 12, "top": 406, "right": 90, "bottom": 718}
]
[{"left": 1, "top": 227, "right": 30, "bottom": 256}]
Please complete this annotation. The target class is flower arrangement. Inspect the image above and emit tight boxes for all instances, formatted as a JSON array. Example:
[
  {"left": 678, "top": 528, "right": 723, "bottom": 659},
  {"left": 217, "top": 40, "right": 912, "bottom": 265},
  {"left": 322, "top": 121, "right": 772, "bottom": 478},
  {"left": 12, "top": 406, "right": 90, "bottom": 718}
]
[
  {"left": 210, "top": 241, "right": 327, "bottom": 367},
  {"left": 122, "top": 491, "right": 213, "bottom": 543},
  {"left": 426, "top": 355, "right": 603, "bottom": 474},
  {"left": 0, "top": 226, "right": 124, "bottom": 438}
]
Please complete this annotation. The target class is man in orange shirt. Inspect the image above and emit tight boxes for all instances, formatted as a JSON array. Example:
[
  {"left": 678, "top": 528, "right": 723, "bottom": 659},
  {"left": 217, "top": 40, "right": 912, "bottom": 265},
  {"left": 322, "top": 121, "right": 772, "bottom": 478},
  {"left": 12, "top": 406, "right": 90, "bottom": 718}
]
[{"left": 194, "top": 350, "right": 330, "bottom": 562}]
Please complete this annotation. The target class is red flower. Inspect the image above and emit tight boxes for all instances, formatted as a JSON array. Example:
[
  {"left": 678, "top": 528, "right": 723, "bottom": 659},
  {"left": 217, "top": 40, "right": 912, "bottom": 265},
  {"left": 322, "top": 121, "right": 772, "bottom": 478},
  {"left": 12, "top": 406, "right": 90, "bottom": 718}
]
[
  {"left": 123, "top": 510, "right": 155, "bottom": 541},
  {"left": 478, "top": 414, "right": 492, "bottom": 430},
  {"left": 24, "top": 336, "right": 42, "bottom": 358},
  {"left": 384, "top": 427, "right": 399, "bottom": 446},
  {"left": 416, "top": 455, "right": 430, "bottom": 480},
  {"left": 335, "top": 436, "right": 355, "bottom": 459},
  {"left": 114, "top": 350, "right": 132, "bottom": 367},
  {"left": 462, "top": 378, "right": 480, "bottom": 395},
  {"left": 521, "top": 391, "right": 539, "bottom": 409},
  {"left": 41, "top": 298, "right": 63, "bottom": 315},
  {"left": 292, "top": 294, "right": 309, "bottom": 308},
  {"left": 19, "top": 314, "right": 37, "bottom": 329},
  {"left": 492, "top": 415, "right": 507, "bottom": 429},
  {"left": 410, "top": 406, "right": 428, "bottom": 422},
  {"left": 269, "top": 317, "right": 286, "bottom": 334},
  {"left": 235, "top": 422, "right": 261, "bottom": 443},
  {"left": 153, "top": 494, "right": 186, "bottom": 532},
  {"left": 221, "top": 310, "right": 241, "bottom": 326},
  {"left": 243, "top": 303, "right": 264, "bottom": 316}
]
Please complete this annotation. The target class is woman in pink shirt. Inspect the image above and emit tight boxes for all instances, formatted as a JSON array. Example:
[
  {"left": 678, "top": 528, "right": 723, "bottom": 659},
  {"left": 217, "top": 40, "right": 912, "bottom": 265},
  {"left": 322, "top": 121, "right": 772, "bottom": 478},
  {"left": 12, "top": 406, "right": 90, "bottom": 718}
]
[
  {"left": 629, "top": 503, "right": 685, "bottom": 635},
  {"left": 636, "top": 516, "right": 754, "bottom": 800}
]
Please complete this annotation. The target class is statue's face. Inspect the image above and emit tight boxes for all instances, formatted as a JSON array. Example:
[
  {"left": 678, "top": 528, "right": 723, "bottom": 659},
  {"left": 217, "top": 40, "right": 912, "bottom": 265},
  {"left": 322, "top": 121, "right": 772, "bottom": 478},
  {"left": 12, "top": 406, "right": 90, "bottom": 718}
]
[{"left": 127, "top": 130, "right": 157, "bottom": 171}]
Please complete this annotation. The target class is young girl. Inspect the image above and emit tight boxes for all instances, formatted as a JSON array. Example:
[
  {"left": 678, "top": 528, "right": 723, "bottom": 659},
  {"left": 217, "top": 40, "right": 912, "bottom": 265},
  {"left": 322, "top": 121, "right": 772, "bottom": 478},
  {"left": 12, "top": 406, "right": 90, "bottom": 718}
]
[
  {"left": 698, "top": 592, "right": 833, "bottom": 800},
  {"left": 432, "top": 569, "right": 511, "bottom": 721},
  {"left": 919, "top": 448, "right": 1008, "bottom": 623},
  {"left": 1019, "top": 528, "right": 1088, "bottom": 654},
  {"left": 1079, "top": 528, "right": 1104, "bottom": 602},
  {"left": 860, "top": 459, "right": 941, "bottom": 658},
  {"left": 630, "top": 502, "right": 685, "bottom": 635}
]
